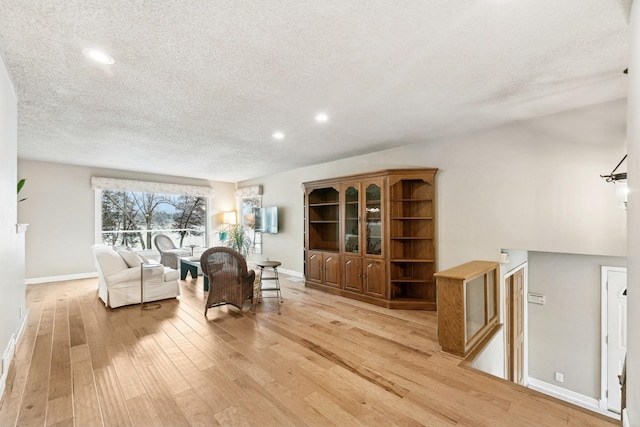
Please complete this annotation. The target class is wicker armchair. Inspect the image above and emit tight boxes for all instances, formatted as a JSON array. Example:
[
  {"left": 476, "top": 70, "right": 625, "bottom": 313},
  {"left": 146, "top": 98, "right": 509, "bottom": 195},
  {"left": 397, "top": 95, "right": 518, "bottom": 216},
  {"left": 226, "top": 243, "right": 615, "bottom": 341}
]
[
  {"left": 154, "top": 234, "right": 190, "bottom": 270},
  {"left": 200, "top": 247, "right": 255, "bottom": 316}
]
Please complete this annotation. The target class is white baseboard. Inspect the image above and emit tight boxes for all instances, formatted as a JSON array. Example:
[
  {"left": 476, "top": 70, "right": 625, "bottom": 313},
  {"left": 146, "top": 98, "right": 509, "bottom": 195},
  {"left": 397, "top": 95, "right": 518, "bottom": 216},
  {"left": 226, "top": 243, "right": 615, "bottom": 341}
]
[
  {"left": 0, "top": 334, "right": 16, "bottom": 399},
  {"left": 622, "top": 409, "right": 629, "bottom": 426},
  {"left": 246, "top": 263, "right": 304, "bottom": 279},
  {"left": 26, "top": 272, "right": 98, "bottom": 285},
  {"left": 278, "top": 268, "right": 303, "bottom": 278},
  {"left": 26, "top": 268, "right": 303, "bottom": 285},
  {"left": 528, "top": 377, "right": 619, "bottom": 419},
  {"left": 0, "top": 312, "right": 28, "bottom": 402},
  {"left": 16, "top": 311, "right": 27, "bottom": 347}
]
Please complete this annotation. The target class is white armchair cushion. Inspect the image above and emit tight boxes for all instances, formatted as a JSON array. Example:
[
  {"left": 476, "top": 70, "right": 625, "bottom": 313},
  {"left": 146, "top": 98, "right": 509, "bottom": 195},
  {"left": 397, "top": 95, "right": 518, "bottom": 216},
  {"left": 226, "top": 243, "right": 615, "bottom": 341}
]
[
  {"left": 106, "top": 264, "right": 164, "bottom": 288},
  {"left": 95, "top": 249, "right": 129, "bottom": 276},
  {"left": 117, "top": 249, "right": 144, "bottom": 268},
  {"left": 163, "top": 267, "right": 179, "bottom": 282}
]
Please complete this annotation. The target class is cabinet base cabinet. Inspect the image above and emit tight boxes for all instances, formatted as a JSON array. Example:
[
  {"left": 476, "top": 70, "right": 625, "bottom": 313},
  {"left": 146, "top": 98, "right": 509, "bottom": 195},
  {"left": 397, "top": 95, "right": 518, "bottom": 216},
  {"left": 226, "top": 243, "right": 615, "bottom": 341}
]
[
  {"left": 324, "top": 253, "right": 341, "bottom": 288},
  {"left": 306, "top": 252, "right": 323, "bottom": 284},
  {"left": 307, "top": 251, "right": 341, "bottom": 289},
  {"left": 342, "top": 256, "right": 386, "bottom": 298},
  {"left": 343, "top": 255, "right": 363, "bottom": 293},
  {"left": 363, "top": 258, "right": 385, "bottom": 299}
]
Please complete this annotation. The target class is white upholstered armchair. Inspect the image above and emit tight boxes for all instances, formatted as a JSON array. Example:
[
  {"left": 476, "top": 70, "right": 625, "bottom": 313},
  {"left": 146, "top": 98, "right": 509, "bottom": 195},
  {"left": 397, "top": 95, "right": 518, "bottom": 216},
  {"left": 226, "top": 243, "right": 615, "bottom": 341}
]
[{"left": 91, "top": 244, "right": 180, "bottom": 308}]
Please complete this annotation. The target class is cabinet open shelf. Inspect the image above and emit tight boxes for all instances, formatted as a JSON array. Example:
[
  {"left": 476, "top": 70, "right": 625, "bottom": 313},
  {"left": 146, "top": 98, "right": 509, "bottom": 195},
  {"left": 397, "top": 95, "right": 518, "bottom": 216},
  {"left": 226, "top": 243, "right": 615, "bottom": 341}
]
[
  {"left": 390, "top": 281, "right": 436, "bottom": 300},
  {"left": 388, "top": 176, "right": 437, "bottom": 308},
  {"left": 309, "top": 202, "right": 339, "bottom": 206},
  {"left": 308, "top": 186, "right": 339, "bottom": 254}
]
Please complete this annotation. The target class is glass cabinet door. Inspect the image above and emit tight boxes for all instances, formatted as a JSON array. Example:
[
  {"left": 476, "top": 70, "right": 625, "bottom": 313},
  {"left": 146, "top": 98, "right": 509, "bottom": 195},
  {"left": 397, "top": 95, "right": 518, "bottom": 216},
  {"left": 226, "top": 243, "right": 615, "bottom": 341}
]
[
  {"left": 365, "top": 183, "right": 382, "bottom": 256},
  {"left": 344, "top": 185, "right": 360, "bottom": 254}
]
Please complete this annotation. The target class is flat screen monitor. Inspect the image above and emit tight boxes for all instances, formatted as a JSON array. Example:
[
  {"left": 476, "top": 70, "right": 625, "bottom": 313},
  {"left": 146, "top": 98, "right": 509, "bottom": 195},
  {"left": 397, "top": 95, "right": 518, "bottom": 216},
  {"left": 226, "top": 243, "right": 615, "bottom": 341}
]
[{"left": 254, "top": 207, "right": 278, "bottom": 234}]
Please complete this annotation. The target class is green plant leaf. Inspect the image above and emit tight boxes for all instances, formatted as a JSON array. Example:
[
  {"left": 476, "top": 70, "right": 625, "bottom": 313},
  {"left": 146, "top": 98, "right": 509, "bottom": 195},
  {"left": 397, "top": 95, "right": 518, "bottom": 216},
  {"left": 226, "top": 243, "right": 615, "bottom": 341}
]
[
  {"left": 17, "top": 178, "right": 26, "bottom": 194},
  {"left": 17, "top": 179, "right": 27, "bottom": 202}
]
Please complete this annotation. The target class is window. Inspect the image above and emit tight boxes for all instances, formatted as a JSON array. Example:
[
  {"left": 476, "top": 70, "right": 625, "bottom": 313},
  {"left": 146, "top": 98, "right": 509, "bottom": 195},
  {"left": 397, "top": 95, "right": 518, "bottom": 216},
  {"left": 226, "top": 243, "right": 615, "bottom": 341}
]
[{"left": 100, "top": 189, "right": 207, "bottom": 251}]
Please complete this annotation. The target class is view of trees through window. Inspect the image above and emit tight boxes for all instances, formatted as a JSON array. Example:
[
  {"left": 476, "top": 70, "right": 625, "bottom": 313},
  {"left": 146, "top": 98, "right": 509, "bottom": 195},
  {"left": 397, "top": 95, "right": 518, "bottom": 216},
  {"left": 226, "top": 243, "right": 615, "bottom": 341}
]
[{"left": 101, "top": 190, "right": 207, "bottom": 250}]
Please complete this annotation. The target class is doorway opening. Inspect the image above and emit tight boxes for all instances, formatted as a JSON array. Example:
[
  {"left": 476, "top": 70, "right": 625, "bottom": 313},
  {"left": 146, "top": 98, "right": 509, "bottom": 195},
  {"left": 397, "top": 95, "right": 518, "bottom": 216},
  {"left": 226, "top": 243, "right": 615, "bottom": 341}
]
[
  {"left": 505, "top": 265, "right": 526, "bottom": 385},
  {"left": 600, "top": 266, "right": 627, "bottom": 415}
]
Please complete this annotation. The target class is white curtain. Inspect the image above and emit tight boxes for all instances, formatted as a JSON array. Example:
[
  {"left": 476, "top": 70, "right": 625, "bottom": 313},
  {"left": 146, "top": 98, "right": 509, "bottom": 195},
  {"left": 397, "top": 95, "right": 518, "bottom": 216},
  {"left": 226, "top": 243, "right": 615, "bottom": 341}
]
[{"left": 91, "top": 177, "right": 215, "bottom": 198}]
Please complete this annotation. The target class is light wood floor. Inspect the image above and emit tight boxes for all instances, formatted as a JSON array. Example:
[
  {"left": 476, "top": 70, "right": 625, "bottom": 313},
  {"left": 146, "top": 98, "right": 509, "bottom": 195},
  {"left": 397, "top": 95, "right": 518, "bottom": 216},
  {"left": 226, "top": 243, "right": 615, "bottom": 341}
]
[{"left": 0, "top": 274, "right": 616, "bottom": 426}]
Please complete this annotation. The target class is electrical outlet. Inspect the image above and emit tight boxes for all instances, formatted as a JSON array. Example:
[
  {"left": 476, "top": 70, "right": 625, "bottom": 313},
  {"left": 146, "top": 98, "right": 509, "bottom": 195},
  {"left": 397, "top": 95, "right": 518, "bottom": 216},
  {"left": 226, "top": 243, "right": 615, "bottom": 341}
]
[{"left": 555, "top": 372, "right": 564, "bottom": 383}]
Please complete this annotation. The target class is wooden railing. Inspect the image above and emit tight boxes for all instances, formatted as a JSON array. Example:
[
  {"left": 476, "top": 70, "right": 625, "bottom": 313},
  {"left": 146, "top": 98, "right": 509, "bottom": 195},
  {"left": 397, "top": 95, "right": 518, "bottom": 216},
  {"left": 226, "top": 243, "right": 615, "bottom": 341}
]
[{"left": 434, "top": 260, "right": 499, "bottom": 357}]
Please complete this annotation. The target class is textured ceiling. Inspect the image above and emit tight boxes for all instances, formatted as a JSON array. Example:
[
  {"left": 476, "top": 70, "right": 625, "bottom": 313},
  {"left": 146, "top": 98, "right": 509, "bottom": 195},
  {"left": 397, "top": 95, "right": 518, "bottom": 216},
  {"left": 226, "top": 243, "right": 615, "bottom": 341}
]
[{"left": 0, "top": 1, "right": 631, "bottom": 182}]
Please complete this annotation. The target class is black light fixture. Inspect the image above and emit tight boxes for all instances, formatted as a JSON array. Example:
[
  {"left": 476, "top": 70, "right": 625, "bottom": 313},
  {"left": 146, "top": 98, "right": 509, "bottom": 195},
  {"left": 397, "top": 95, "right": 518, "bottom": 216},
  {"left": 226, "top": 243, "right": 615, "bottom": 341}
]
[
  {"left": 601, "top": 154, "right": 627, "bottom": 182},
  {"left": 600, "top": 154, "right": 628, "bottom": 209}
]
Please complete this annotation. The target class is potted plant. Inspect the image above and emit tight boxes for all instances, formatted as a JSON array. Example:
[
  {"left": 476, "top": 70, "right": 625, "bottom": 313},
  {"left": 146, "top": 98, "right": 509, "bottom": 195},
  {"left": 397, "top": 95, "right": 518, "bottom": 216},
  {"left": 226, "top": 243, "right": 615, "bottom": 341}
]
[{"left": 224, "top": 224, "right": 252, "bottom": 258}]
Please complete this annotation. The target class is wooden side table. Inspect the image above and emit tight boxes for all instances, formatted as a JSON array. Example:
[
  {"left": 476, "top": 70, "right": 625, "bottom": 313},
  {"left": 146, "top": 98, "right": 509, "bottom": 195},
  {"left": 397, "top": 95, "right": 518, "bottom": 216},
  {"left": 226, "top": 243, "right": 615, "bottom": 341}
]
[{"left": 254, "top": 261, "right": 283, "bottom": 314}]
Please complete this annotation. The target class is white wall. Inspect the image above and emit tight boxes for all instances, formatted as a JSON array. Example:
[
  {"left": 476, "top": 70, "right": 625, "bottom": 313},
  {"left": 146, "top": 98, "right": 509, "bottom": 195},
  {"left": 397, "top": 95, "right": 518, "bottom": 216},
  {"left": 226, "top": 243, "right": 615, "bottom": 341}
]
[
  {"left": 527, "top": 251, "right": 625, "bottom": 399},
  {"left": 0, "top": 57, "right": 27, "bottom": 399},
  {"left": 626, "top": 2, "right": 640, "bottom": 422},
  {"left": 242, "top": 99, "right": 627, "bottom": 273},
  {"left": 17, "top": 159, "right": 236, "bottom": 280},
  {"left": 470, "top": 328, "right": 506, "bottom": 378}
]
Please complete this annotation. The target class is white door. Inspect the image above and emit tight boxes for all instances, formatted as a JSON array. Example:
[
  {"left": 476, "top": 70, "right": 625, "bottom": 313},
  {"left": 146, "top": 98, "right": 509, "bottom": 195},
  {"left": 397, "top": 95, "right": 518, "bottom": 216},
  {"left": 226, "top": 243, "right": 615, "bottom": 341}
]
[{"left": 606, "top": 268, "right": 627, "bottom": 414}]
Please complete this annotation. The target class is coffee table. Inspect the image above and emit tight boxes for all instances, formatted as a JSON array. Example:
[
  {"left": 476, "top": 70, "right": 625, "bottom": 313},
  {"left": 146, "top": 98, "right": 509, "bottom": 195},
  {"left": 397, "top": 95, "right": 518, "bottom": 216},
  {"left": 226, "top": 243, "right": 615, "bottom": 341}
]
[{"left": 180, "top": 257, "right": 210, "bottom": 291}]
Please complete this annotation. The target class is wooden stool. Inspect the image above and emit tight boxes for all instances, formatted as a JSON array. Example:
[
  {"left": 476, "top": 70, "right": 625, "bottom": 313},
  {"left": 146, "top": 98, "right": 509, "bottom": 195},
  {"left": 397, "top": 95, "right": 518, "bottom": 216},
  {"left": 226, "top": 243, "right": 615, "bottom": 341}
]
[{"left": 254, "top": 261, "right": 283, "bottom": 314}]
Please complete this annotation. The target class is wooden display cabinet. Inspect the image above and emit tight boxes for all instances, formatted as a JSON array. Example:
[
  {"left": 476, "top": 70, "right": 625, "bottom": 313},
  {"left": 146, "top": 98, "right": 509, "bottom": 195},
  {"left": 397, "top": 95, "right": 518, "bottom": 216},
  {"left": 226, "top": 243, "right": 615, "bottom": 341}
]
[{"left": 303, "top": 169, "right": 437, "bottom": 309}]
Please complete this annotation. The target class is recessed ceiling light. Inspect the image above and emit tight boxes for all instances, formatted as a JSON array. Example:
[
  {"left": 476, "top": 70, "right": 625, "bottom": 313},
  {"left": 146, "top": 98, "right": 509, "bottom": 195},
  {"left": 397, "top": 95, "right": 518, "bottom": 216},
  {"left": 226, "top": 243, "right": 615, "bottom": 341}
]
[
  {"left": 315, "top": 113, "right": 329, "bottom": 122},
  {"left": 272, "top": 132, "right": 285, "bottom": 140},
  {"left": 82, "top": 48, "right": 115, "bottom": 65}
]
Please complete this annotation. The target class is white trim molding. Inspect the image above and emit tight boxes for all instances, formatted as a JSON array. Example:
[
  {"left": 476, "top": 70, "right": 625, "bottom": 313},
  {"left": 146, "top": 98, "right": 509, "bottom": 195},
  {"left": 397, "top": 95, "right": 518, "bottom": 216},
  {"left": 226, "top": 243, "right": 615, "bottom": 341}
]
[
  {"left": 277, "top": 267, "right": 303, "bottom": 278},
  {"left": 528, "top": 377, "right": 620, "bottom": 420},
  {"left": 600, "top": 266, "right": 628, "bottom": 416},
  {"left": 0, "top": 313, "right": 27, "bottom": 402},
  {"left": 91, "top": 177, "right": 214, "bottom": 198},
  {"left": 26, "top": 272, "right": 98, "bottom": 285},
  {"left": 502, "top": 261, "right": 529, "bottom": 384}
]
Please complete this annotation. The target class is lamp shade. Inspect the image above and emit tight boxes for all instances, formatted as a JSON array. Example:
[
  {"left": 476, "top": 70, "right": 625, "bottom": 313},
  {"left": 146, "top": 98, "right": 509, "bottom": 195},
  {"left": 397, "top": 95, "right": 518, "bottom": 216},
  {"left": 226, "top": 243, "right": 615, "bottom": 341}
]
[{"left": 223, "top": 211, "right": 237, "bottom": 225}]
